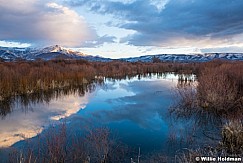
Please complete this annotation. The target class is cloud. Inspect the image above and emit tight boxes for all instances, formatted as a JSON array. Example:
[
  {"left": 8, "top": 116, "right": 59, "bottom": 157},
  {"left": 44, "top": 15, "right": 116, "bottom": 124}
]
[
  {"left": 0, "top": 93, "right": 90, "bottom": 147},
  {"left": 67, "top": 0, "right": 243, "bottom": 48},
  {"left": 201, "top": 46, "right": 243, "bottom": 53},
  {"left": 81, "top": 35, "right": 116, "bottom": 47},
  {"left": 0, "top": 0, "right": 95, "bottom": 47},
  {"left": 80, "top": 79, "right": 175, "bottom": 130}
]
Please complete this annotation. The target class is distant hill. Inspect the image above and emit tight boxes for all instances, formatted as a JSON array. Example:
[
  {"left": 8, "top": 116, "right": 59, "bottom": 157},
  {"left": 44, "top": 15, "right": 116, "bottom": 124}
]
[
  {"left": 0, "top": 45, "right": 243, "bottom": 62},
  {"left": 121, "top": 53, "right": 243, "bottom": 62}
]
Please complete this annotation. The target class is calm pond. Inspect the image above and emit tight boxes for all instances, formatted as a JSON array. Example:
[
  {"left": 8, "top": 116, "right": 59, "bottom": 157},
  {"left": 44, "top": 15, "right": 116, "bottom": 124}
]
[{"left": 0, "top": 73, "right": 206, "bottom": 161}]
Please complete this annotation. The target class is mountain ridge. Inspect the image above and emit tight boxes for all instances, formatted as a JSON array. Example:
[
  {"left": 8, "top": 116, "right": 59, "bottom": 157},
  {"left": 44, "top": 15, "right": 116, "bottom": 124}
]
[
  {"left": 0, "top": 45, "right": 112, "bottom": 62},
  {"left": 0, "top": 45, "right": 243, "bottom": 62}
]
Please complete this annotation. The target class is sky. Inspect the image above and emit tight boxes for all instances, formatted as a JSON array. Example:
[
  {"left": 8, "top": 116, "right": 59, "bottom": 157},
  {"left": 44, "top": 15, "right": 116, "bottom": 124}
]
[{"left": 1, "top": 0, "right": 243, "bottom": 58}]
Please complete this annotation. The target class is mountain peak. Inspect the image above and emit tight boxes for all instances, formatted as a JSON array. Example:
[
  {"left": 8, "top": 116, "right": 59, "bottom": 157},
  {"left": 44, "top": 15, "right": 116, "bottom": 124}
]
[
  {"left": 41, "top": 45, "right": 65, "bottom": 53},
  {"left": 35, "top": 45, "right": 88, "bottom": 57}
]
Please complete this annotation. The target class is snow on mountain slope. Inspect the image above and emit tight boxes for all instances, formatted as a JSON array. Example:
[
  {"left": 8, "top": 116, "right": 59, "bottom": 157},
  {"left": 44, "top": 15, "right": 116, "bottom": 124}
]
[
  {"left": 34, "top": 45, "right": 86, "bottom": 57},
  {"left": 0, "top": 45, "right": 243, "bottom": 62},
  {"left": 0, "top": 45, "right": 111, "bottom": 62},
  {"left": 121, "top": 53, "right": 243, "bottom": 62}
]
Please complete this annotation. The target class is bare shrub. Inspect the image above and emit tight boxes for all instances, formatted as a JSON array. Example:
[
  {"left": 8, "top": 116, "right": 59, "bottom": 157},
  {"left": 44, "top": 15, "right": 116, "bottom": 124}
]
[
  {"left": 84, "top": 127, "right": 129, "bottom": 163},
  {"left": 173, "top": 61, "right": 243, "bottom": 118},
  {"left": 8, "top": 148, "right": 37, "bottom": 163},
  {"left": 8, "top": 124, "right": 129, "bottom": 163},
  {"left": 85, "top": 127, "right": 111, "bottom": 162},
  {"left": 221, "top": 120, "right": 243, "bottom": 154},
  {"left": 170, "top": 83, "right": 198, "bottom": 118},
  {"left": 197, "top": 68, "right": 238, "bottom": 114}
]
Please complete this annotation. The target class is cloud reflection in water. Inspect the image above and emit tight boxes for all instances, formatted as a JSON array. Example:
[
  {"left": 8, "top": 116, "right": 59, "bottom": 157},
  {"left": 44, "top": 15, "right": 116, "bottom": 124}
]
[{"left": 0, "top": 94, "right": 91, "bottom": 147}]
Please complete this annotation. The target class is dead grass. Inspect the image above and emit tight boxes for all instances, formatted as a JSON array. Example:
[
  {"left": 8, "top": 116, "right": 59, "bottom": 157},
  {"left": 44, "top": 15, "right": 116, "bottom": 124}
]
[{"left": 220, "top": 120, "right": 243, "bottom": 154}]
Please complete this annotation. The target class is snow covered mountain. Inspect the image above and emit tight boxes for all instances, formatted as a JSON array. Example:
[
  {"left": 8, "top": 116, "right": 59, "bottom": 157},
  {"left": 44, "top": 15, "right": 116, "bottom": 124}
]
[
  {"left": 121, "top": 53, "right": 243, "bottom": 62},
  {"left": 0, "top": 45, "right": 112, "bottom": 62},
  {"left": 0, "top": 45, "right": 243, "bottom": 62}
]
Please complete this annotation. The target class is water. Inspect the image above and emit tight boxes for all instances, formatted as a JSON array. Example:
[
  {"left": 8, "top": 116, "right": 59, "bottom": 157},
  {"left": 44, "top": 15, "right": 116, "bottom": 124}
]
[
  {"left": 71, "top": 75, "right": 175, "bottom": 153},
  {"left": 0, "top": 73, "right": 199, "bottom": 160}
]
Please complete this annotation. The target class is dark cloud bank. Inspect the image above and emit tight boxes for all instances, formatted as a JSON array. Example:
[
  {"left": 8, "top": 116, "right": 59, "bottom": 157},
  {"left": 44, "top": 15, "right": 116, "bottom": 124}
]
[{"left": 68, "top": 0, "right": 243, "bottom": 47}]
